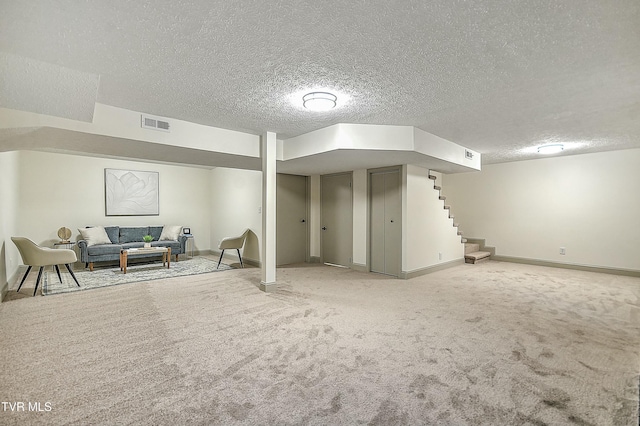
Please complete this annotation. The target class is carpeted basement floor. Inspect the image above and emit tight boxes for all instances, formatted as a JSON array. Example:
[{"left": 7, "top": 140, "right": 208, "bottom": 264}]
[{"left": 1, "top": 260, "right": 638, "bottom": 425}]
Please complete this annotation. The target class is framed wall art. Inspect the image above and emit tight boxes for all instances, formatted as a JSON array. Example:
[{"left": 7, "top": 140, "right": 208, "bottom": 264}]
[{"left": 105, "top": 168, "right": 159, "bottom": 216}]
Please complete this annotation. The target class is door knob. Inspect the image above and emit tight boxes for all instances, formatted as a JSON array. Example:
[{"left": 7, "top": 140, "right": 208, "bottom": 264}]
[
  {"left": 322, "top": 226, "right": 327, "bottom": 230},
  {"left": 390, "top": 220, "right": 394, "bottom": 223},
  {"left": 301, "top": 219, "right": 306, "bottom": 223}
]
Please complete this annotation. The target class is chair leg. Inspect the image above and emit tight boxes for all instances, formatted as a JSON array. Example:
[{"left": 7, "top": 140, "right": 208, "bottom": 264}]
[
  {"left": 237, "top": 249, "right": 244, "bottom": 268},
  {"left": 16, "top": 265, "right": 32, "bottom": 292},
  {"left": 33, "top": 267, "right": 44, "bottom": 296},
  {"left": 217, "top": 250, "right": 224, "bottom": 269},
  {"left": 54, "top": 265, "right": 63, "bottom": 283},
  {"left": 65, "top": 264, "right": 80, "bottom": 287}
]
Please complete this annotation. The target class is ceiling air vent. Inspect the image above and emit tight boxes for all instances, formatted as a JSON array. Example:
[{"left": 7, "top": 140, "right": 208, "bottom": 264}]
[
  {"left": 141, "top": 114, "right": 170, "bottom": 132},
  {"left": 465, "top": 149, "right": 474, "bottom": 160}
]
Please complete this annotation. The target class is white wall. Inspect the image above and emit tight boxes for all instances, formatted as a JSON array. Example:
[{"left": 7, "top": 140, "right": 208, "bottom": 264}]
[
  {"left": 443, "top": 149, "right": 640, "bottom": 272},
  {"left": 413, "top": 128, "right": 481, "bottom": 170},
  {"left": 16, "top": 151, "right": 212, "bottom": 251},
  {"left": 352, "top": 169, "right": 368, "bottom": 267},
  {"left": 403, "top": 165, "right": 464, "bottom": 274},
  {"left": 0, "top": 151, "right": 20, "bottom": 299},
  {"left": 309, "top": 175, "right": 321, "bottom": 259},
  {"left": 210, "top": 167, "right": 263, "bottom": 264}
]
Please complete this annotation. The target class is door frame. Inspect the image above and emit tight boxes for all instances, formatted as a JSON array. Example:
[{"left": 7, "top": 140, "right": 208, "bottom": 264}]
[
  {"left": 368, "top": 166, "right": 402, "bottom": 276},
  {"left": 320, "top": 172, "right": 353, "bottom": 267}
]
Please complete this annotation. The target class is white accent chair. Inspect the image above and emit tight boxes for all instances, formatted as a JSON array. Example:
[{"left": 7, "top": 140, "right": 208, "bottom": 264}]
[
  {"left": 217, "top": 229, "right": 249, "bottom": 269},
  {"left": 12, "top": 237, "right": 80, "bottom": 296}
]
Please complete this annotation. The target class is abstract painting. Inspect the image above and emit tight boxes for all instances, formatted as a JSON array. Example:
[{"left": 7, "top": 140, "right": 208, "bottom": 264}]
[{"left": 105, "top": 169, "right": 159, "bottom": 216}]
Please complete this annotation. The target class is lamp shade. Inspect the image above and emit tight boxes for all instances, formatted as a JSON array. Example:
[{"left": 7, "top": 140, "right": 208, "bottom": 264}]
[
  {"left": 303, "top": 92, "right": 337, "bottom": 111},
  {"left": 537, "top": 144, "right": 564, "bottom": 154}
]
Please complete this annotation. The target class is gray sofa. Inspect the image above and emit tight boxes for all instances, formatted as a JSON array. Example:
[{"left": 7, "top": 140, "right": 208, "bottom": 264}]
[{"left": 78, "top": 226, "right": 187, "bottom": 271}]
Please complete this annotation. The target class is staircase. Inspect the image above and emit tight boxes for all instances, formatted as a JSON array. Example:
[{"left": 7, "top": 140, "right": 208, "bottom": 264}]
[
  {"left": 428, "top": 173, "right": 492, "bottom": 264},
  {"left": 463, "top": 242, "right": 491, "bottom": 264}
]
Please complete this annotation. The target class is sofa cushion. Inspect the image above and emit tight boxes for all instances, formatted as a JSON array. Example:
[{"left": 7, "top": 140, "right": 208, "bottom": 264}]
[
  {"left": 149, "top": 226, "right": 163, "bottom": 242},
  {"left": 78, "top": 226, "right": 112, "bottom": 247},
  {"left": 159, "top": 225, "right": 182, "bottom": 241},
  {"left": 87, "top": 244, "right": 122, "bottom": 256},
  {"left": 119, "top": 227, "right": 150, "bottom": 244},
  {"left": 104, "top": 226, "right": 120, "bottom": 244}
]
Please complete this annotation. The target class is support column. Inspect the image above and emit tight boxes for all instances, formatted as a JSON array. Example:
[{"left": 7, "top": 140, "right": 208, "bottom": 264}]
[
  {"left": 260, "top": 132, "right": 277, "bottom": 291},
  {"left": 309, "top": 175, "right": 321, "bottom": 263}
]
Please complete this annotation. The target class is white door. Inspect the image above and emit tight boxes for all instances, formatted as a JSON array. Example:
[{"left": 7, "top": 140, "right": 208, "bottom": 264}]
[
  {"left": 370, "top": 169, "right": 401, "bottom": 276},
  {"left": 277, "top": 174, "right": 308, "bottom": 265},
  {"left": 321, "top": 173, "right": 352, "bottom": 267}
]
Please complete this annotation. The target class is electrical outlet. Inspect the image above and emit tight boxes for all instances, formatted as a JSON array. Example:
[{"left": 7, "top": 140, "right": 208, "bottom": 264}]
[
  {"left": 559, "top": 247, "right": 566, "bottom": 255},
  {"left": 258, "top": 206, "right": 262, "bottom": 214},
  {"left": 438, "top": 252, "right": 442, "bottom": 260}
]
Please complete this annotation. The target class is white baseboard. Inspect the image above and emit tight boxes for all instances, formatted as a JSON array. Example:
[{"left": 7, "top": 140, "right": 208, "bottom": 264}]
[
  {"left": 0, "top": 280, "right": 8, "bottom": 302},
  {"left": 401, "top": 259, "right": 464, "bottom": 279},
  {"left": 492, "top": 255, "right": 640, "bottom": 277},
  {"left": 259, "top": 281, "right": 278, "bottom": 292}
]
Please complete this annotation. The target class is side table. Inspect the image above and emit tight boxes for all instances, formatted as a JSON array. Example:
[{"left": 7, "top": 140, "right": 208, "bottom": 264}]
[
  {"left": 54, "top": 241, "right": 76, "bottom": 250},
  {"left": 184, "top": 234, "right": 194, "bottom": 258}
]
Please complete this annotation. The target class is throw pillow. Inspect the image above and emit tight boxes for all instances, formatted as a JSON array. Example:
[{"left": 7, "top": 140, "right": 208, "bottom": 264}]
[
  {"left": 78, "top": 226, "right": 112, "bottom": 247},
  {"left": 159, "top": 225, "right": 182, "bottom": 241}
]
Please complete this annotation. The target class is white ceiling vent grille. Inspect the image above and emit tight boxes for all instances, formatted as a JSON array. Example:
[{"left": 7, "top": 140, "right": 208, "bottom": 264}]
[{"left": 141, "top": 114, "right": 170, "bottom": 132}]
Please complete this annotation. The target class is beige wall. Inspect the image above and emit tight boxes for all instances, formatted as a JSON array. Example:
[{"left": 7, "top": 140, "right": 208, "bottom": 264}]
[
  {"left": 0, "top": 151, "right": 20, "bottom": 300},
  {"left": 15, "top": 151, "right": 212, "bottom": 251},
  {"left": 443, "top": 149, "right": 640, "bottom": 272},
  {"left": 403, "top": 165, "right": 464, "bottom": 273},
  {"left": 210, "top": 167, "right": 262, "bottom": 264}
]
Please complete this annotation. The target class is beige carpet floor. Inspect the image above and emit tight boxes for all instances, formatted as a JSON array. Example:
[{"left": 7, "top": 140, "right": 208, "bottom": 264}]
[{"left": 0, "top": 260, "right": 638, "bottom": 425}]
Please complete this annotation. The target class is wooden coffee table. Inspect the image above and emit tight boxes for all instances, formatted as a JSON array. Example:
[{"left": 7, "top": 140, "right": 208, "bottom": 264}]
[{"left": 120, "top": 247, "right": 171, "bottom": 274}]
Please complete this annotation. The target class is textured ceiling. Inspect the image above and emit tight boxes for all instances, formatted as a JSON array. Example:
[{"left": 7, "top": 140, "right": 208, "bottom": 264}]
[{"left": 1, "top": 0, "right": 639, "bottom": 164}]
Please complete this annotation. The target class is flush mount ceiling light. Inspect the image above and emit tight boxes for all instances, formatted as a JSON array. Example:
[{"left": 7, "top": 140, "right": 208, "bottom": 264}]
[
  {"left": 537, "top": 144, "right": 564, "bottom": 154},
  {"left": 302, "top": 92, "right": 337, "bottom": 112}
]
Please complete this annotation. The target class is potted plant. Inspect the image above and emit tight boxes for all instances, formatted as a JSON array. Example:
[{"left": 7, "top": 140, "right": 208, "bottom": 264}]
[{"left": 143, "top": 235, "right": 153, "bottom": 248}]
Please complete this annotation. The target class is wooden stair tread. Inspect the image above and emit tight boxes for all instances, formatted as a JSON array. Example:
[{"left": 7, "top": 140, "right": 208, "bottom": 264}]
[
  {"left": 434, "top": 185, "right": 441, "bottom": 191},
  {"left": 428, "top": 175, "right": 437, "bottom": 180}
]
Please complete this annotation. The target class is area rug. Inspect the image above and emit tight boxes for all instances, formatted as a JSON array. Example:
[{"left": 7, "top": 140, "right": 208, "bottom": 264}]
[{"left": 42, "top": 257, "right": 233, "bottom": 295}]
